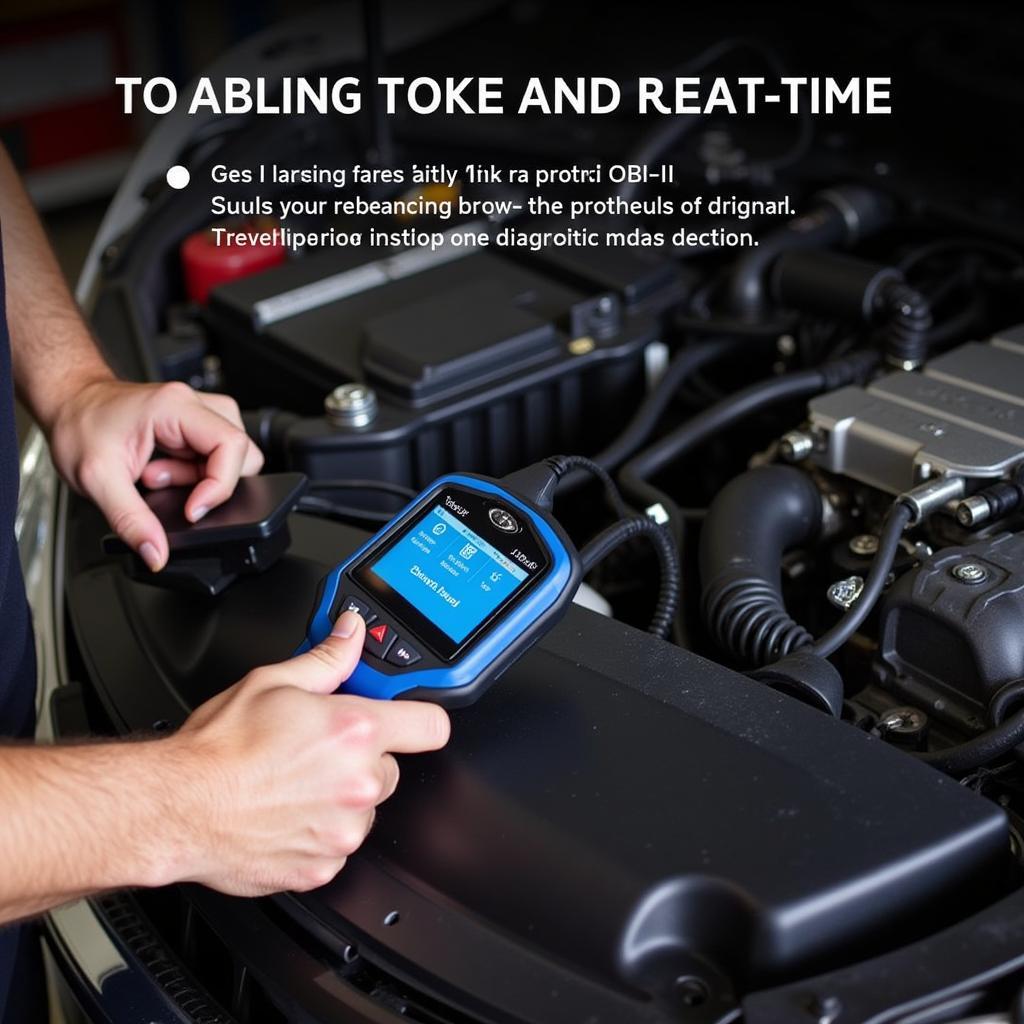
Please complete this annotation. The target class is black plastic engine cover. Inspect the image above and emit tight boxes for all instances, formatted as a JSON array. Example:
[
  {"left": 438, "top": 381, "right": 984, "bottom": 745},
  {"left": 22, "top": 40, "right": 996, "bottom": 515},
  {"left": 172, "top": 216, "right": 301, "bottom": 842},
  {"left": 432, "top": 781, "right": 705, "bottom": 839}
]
[{"left": 64, "top": 496, "right": 1009, "bottom": 1020}]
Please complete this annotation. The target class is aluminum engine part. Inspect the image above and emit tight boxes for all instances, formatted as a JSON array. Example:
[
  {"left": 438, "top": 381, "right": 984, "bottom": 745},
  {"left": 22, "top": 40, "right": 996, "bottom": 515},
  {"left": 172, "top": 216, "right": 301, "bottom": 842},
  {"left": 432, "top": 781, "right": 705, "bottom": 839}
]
[{"left": 806, "top": 327, "right": 1024, "bottom": 494}]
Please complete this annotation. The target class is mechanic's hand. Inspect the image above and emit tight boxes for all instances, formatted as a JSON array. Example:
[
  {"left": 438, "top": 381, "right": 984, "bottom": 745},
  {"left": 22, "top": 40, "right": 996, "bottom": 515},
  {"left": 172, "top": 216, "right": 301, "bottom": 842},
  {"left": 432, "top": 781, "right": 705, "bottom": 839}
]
[
  {"left": 47, "top": 378, "right": 263, "bottom": 571},
  {"left": 166, "top": 611, "right": 450, "bottom": 896}
]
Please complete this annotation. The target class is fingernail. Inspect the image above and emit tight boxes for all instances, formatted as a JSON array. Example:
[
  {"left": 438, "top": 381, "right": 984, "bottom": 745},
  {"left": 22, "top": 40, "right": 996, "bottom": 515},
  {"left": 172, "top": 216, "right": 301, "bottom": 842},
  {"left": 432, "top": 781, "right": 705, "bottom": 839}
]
[
  {"left": 332, "top": 610, "right": 361, "bottom": 638},
  {"left": 153, "top": 470, "right": 171, "bottom": 486},
  {"left": 191, "top": 505, "right": 209, "bottom": 522},
  {"left": 139, "top": 542, "right": 162, "bottom": 572}
]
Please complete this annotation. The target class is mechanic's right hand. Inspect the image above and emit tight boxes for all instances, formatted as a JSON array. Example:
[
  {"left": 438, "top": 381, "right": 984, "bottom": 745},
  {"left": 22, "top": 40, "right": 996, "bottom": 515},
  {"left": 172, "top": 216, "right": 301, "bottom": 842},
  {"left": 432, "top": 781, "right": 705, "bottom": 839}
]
[{"left": 165, "top": 610, "right": 450, "bottom": 896}]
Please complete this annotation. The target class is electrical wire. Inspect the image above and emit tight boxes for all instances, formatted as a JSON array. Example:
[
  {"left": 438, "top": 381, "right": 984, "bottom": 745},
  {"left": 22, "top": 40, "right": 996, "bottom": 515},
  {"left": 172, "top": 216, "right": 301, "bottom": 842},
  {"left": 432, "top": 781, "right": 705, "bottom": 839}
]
[
  {"left": 588, "top": 337, "right": 742, "bottom": 475},
  {"left": 297, "top": 477, "right": 417, "bottom": 525},
  {"left": 544, "top": 454, "right": 631, "bottom": 518},
  {"left": 580, "top": 515, "right": 680, "bottom": 639},
  {"left": 307, "top": 478, "right": 416, "bottom": 499},
  {"left": 617, "top": 352, "right": 878, "bottom": 534},
  {"left": 808, "top": 501, "right": 913, "bottom": 659},
  {"left": 295, "top": 495, "right": 394, "bottom": 525}
]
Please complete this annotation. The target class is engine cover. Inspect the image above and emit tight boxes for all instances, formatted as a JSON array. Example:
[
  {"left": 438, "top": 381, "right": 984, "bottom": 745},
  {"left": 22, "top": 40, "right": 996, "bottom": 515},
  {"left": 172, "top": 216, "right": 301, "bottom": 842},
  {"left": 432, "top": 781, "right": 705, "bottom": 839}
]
[
  {"left": 65, "top": 500, "right": 1010, "bottom": 1017},
  {"left": 807, "top": 327, "right": 1024, "bottom": 493}
]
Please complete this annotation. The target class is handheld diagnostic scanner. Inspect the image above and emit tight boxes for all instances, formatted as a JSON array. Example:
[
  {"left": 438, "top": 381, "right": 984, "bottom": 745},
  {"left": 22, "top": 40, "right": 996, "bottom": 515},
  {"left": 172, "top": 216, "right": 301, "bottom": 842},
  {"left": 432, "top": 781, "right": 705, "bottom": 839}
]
[{"left": 299, "top": 471, "right": 582, "bottom": 707}]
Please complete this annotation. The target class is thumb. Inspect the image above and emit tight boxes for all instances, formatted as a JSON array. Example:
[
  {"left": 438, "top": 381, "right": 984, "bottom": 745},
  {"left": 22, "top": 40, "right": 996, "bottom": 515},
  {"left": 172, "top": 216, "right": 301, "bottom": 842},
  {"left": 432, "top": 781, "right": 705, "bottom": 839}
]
[
  {"left": 90, "top": 467, "right": 168, "bottom": 572},
  {"left": 281, "top": 611, "right": 366, "bottom": 694}
]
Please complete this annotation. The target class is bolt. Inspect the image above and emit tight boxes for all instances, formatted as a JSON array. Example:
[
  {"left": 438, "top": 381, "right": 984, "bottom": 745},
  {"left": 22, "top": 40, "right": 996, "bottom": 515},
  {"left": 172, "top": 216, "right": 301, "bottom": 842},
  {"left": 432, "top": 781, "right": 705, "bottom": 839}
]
[
  {"left": 325, "top": 383, "right": 378, "bottom": 428},
  {"left": 777, "top": 334, "right": 797, "bottom": 357},
  {"left": 780, "top": 430, "right": 815, "bottom": 463},
  {"left": 956, "top": 495, "right": 991, "bottom": 528},
  {"left": 597, "top": 294, "right": 614, "bottom": 314},
  {"left": 848, "top": 534, "right": 879, "bottom": 557},
  {"left": 879, "top": 706, "right": 927, "bottom": 734},
  {"left": 827, "top": 575, "right": 864, "bottom": 610},
  {"left": 951, "top": 562, "right": 988, "bottom": 585}
]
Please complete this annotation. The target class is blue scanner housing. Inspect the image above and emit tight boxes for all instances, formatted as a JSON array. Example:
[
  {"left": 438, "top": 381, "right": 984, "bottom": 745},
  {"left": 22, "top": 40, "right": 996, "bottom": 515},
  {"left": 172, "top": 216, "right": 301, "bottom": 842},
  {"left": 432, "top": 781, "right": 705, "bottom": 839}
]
[{"left": 300, "top": 473, "right": 580, "bottom": 707}]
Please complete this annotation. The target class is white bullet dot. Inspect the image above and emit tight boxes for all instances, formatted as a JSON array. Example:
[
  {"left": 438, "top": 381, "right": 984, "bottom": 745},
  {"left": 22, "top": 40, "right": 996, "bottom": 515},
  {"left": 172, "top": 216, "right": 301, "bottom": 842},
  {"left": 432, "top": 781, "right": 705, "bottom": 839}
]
[{"left": 166, "top": 165, "right": 190, "bottom": 189}]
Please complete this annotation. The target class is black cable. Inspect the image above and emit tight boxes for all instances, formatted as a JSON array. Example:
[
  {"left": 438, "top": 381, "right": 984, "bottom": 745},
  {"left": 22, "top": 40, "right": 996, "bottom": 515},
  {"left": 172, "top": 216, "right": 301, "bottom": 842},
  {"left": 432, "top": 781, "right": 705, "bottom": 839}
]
[
  {"left": 808, "top": 501, "right": 913, "bottom": 659},
  {"left": 295, "top": 495, "right": 395, "bottom": 525},
  {"left": 580, "top": 516, "right": 680, "bottom": 639},
  {"left": 588, "top": 338, "right": 741, "bottom": 475},
  {"left": 307, "top": 478, "right": 416, "bottom": 499},
  {"left": 544, "top": 454, "right": 631, "bottom": 518},
  {"left": 618, "top": 368, "right": 827, "bottom": 524},
  {"left": 617, "top": 352, "right": 878, "bottom": 530}
]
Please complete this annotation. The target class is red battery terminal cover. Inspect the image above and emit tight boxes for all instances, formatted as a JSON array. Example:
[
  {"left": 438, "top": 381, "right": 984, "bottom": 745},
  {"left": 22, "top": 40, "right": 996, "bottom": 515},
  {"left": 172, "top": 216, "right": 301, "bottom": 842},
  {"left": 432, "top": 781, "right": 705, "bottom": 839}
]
[{"left": 181, "top": 216, "right": 287, "bottom": 304}]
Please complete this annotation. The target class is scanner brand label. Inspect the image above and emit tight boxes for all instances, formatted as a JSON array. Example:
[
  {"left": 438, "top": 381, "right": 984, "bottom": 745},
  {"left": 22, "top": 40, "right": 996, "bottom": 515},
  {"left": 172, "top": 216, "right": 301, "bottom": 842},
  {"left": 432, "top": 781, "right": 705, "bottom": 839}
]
[{"left": 444, "top": 495, "right": 470, "bottom": 517}]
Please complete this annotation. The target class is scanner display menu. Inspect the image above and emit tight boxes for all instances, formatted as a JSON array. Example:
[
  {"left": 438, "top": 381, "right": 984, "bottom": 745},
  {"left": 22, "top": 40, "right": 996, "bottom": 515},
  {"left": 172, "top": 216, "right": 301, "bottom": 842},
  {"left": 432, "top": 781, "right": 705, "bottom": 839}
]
[{"left": 370, "top": 505, "right": 528, "bottom": 643}]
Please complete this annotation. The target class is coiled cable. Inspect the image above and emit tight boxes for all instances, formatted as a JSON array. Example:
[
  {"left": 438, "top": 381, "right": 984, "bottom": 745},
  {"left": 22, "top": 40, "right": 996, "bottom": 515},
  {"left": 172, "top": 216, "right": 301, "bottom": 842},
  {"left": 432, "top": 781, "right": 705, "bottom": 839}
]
[{"left": 581, "top": 515, "right": 680, "bottom": 639}]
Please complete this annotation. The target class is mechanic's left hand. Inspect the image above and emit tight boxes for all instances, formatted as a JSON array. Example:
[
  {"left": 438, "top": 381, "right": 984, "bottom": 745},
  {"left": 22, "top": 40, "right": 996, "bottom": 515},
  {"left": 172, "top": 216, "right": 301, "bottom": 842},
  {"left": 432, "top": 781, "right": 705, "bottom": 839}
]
[{"left": 48, "top": 378, "right": 263, "bottom": 571}]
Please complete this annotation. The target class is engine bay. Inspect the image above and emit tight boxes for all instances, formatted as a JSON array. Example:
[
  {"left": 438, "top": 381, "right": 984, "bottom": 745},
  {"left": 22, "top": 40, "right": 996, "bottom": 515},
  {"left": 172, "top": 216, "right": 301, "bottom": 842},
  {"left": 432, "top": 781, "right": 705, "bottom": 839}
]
[{"left": 59, "top": 3, "right": 1024, "bottom": 1021}]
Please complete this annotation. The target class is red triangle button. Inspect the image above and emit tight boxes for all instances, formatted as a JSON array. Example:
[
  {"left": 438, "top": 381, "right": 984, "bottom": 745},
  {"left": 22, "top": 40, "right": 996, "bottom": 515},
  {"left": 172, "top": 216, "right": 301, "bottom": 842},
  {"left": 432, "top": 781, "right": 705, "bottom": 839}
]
[{"left": 368, "top": 623, "right": 389, "bottom": 644}]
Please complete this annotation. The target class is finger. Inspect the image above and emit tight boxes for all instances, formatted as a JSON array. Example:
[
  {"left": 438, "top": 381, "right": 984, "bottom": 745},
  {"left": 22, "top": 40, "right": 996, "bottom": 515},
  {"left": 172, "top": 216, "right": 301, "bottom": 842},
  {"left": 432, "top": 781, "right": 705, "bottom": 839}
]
[
  {"left": 141, "top": 458, "right": 202, "bottom": 489},
  {"left": 379, "top": 753, "right": 400, "bottom": 801},
  {"left": 142, "top": 443, "right": 261, "bottom": 492},
  {"left": 89, "top": 468, "right": 167, "bottom": 571},
  {"left": 198, "top": 392, "right": 244, "bottom": 429},
  {"left": 185, "top": 436, "right": 264, "bottom": 521},
  {"left": 276, "top": 612, "right": 366, "bottom": 694},
  {"left": 358, "top": 699, "right": 451, "bottom": 755},
  {"left": 193, "top": 395, "right": 263, "bottom": 478},
  {"left": 240, "top": 438, "right": 264, "bottom": 478},
  {"left": 153, "top": 404, "right": 250, "bottom": 521}
]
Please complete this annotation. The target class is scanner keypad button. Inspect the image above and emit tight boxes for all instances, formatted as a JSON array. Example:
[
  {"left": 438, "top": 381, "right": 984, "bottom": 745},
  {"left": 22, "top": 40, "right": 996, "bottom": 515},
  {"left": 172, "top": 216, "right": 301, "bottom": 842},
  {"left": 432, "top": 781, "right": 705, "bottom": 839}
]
[
  {"left": 365, "top": 621, "right": 397, "bottom": 659},
  {"left": 385, "top": 639, "right": 422, "bottom": 668},
  {"left": 335, "top": 594, "right": 377, "bottom": 625}
]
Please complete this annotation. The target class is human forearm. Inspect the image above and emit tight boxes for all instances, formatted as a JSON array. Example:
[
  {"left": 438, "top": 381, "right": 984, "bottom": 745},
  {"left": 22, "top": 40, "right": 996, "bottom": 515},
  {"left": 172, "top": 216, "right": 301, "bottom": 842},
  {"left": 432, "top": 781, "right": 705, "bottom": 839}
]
[
  {"left": 0, "top": 738, "right": 194, "bottom": 924},
  {"left": 0, "top": 145, "right": 113, "bottom": 432}
]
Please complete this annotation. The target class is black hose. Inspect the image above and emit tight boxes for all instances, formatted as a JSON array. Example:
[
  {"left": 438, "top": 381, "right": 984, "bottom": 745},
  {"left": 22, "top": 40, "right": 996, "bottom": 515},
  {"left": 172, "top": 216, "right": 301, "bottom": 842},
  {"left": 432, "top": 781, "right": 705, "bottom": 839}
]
[
  {"left": 617, "top": 351, "right": 878, "bottom": 527},
  {"left": 728, "top": 186, "right": 893, "bottom": 317},
  {"left": 917, "top": 704, "right": 1024, "bottom": 775},
  {"left": 617, "top": 368, "right": 825, "bottom": 524},
  {"left": 581, "top": 516, "right": 680, "bottom": 639},
  {"left": 987, "top": 678, "right": 1024, "bottom": 762},
  {"left": 808, "top": 500, "right": 913, "bottom": 659},
  {"left": 699, "top": 466, "right": 823, "bottom": 665},
  {"left": 876, "top": 278, "right": 933, "bottom": 368}
]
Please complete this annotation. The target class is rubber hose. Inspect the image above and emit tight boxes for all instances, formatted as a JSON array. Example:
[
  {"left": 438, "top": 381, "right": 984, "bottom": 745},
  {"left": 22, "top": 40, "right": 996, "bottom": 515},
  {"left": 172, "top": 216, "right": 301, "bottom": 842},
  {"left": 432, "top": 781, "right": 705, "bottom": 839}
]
[
  {"left": 877, "top": 278, "right": 933, "bottom": 367},
  {"left": 617, "top": 351, "right": 878, "bottom": 524},
  {"left": 728, "top": 186, "right": 893, "bottom": 317},
  {"left": 581, "top": 515, "right": 680, "bottom": 639},
  {"left": 699, "top": 466, "right": 823, "bottom": 665},
  {"left": 618, "top": 367, "right": 827, "bottom": 520},
  {"left": 917, "top": 704, "right": 1024, "bottom": 775}
]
